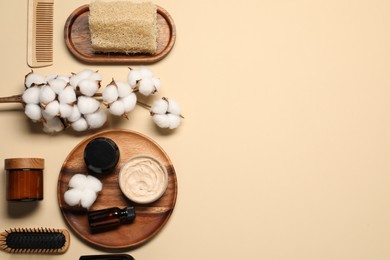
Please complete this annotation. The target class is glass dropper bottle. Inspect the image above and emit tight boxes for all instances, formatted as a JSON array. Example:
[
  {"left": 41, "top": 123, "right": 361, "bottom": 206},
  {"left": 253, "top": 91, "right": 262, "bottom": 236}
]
[{"left": 88, "top": 206, "right": 136, "bottom": 233}]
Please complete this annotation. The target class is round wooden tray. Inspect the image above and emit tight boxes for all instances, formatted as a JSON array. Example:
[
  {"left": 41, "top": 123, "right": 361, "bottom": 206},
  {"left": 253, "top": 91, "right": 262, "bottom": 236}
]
[
  {"left": 64, "top": 5, "right": 176, "bottom": 64},
  {"left": 57, "top": 129, "right": 177, "bottom": 250}
]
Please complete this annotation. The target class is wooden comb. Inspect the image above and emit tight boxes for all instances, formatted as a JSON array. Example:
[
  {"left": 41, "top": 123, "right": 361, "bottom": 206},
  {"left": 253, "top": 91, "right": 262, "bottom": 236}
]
[{"left": 27, "top": 0, "right": 54, "bottom": 68}]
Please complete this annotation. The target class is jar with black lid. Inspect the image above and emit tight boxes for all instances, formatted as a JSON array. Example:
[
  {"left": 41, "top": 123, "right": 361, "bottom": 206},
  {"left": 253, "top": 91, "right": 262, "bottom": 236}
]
[{"left": 84, "top": 137, "right": 120, "bottom": 176}]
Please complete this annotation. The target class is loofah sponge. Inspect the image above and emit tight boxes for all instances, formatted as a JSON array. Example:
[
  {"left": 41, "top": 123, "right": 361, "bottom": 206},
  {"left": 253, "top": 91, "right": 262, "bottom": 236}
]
[{"left": 89, "top": 0, "right": 157, "bottom": 54}]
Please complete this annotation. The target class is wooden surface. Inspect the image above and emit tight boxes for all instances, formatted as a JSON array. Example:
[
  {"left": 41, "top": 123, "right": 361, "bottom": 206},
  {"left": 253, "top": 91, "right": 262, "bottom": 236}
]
[
  {"left": 64, "top": 5, "right": 176, "bottom": 64},
  {"left": 57, "top": 129, "right": 177, "bottom": 250},
  {"left": 4, "top": 158, "right": 44, "bottom": 170}
]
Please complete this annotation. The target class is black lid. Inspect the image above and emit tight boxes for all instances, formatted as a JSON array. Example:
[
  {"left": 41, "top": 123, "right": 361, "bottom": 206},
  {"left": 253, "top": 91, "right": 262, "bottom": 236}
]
[
  {"left": 120, "top": 206, "right": 136, "bottom": 222},
  {"left": 84, "top": 137, "right": 120, "bottom": 175}
]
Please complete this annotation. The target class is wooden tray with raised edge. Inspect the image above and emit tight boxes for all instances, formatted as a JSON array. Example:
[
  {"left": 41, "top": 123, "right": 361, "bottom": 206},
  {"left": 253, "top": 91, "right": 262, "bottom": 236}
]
[
  {"left": 57, "top": 129, "right": 178, "bottom": 250},
  {"left": 64, "top": 5, "right": 176, "bottom": 64}
]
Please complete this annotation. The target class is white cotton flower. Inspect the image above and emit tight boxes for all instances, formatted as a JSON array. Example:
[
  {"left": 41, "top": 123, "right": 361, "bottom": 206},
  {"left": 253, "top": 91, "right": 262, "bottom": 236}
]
[
  {"left": 71, "top": 117, "right": 88, "bottom": 131},
  {"left": 152, "top": 114, "right": 170, "bottom": 128},
  {"left": 77, "top": 96, "right": 100, "bottom": 115},
  {"left": 127, "top": 69, "right": 142, "bottom": 87},
  {"left": 121, "top": 93, "right": 137, "bottom": 112},
  {"left": 48, "top": 78, "right": 67, "bottom": 94},
  {"left": 77, "top": 69, "right": 95, "bottom": 79},
  {"left": 64, "top": 173, "right": 103, "bottom": 209},
  {"left": 59, "top": 86, "right": 77, "bottom": 104},
  {"left": 39, "top": 85, "right": 56, "bottom": 104},
  {"left": 56, "top": 75, "right": 70, "bottom": 83},
  {"left": 138, "top": 77, "right": 155, "bottom": 96},
  {"left": 139, "top": 66, "right": 154, "bottom": 78},
  {"left": 85, "top": 175, "right": 103, "bottom": 192},
  {"left": 43, "top": 117, "right": 64, "bottom": 133},
  {"left": 24, "top": 104, "right": 42, "bottom": 121},
  {"left": 68, "top": 173, "right": 88, "bottom": 189},
  {"left": 152, "top": 77, "right": 161, "bottom": 92},
  {"left": 85, "top": 109, "right": 107, "bottom": 129},
  {"left": 167, "top": 114, "right": 181, "bottom": 129},
  {"left": 109, "top": 100, "right": 125, "bottom": 116},
  {"left": 151, "top": 98, "right": 169, "bottom": 114},
  {"left": 88, "top": 72, "right": 102, "bottom": 82},
  {"left": 64, "top": 189, "right": 83, "bottom": 207},
  {"left": 44, "top": 100, "right": 60, "bottom": 118},
  {"left": 70, "top": 69, "right": 95, "bottom": 87},
  {"left": 79, "top": 79, "right": 99, "bottom": 97},
  {"left": 22, "top": 86, "right": 41, "bottom": 104},
  {"left": 25, "top": 72, "right": 46, "bottom": 88},
  {"left": 167, "top": 99, "right": 181, "bottom": 115},
  {"left": 67, "top": 105, "right": 81, "bottom": 122},
  {"left": 116, "top": 80, "right": 132, "bottom": 98},
  {"left": 45, "top": 74, "right": 58, "bottom": 82},
  {"left": 59, "top": 103, "right": 73, "bottom": 118},
  {"left": 102, "top": 84, "right": 119, "bottom": 103},
  {"left": 80, "top": 189, "right": 97, "bottom": 209},
  {"left": 150, "top": 97, "right": 182, "bottom": 129}
]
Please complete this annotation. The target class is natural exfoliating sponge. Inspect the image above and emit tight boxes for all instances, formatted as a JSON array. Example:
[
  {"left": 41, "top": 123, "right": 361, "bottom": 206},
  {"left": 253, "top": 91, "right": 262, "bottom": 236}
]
[{"left": 89, "top": 0, "right": 157, "bottom": 54}]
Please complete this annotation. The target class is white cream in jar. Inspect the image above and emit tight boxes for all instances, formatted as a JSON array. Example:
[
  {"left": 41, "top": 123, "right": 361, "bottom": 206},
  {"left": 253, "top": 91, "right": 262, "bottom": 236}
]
[{"left": 119, "top": 155, "right": 168, "bottom": 204}]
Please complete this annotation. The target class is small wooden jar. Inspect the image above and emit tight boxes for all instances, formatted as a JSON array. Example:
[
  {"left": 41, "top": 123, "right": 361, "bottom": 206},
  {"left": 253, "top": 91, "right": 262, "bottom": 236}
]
[{"left": 5, "top": 158, "right": 44, "bottom": 202}]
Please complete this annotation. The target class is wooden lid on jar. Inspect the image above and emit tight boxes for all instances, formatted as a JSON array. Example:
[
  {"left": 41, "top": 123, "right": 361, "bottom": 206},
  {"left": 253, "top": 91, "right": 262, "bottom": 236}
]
[{"left": 4, "top": 158, "right": 45, "bottom": 170}]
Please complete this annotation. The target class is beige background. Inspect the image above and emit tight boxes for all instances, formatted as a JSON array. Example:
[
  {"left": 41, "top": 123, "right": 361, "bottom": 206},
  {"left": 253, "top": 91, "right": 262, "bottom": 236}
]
[{"left": 1, "top": 0, "right": 390, "bottom": 259}]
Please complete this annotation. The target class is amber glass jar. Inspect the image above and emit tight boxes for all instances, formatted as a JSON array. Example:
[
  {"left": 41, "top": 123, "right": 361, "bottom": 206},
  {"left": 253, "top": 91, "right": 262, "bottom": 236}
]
[{"left": 5, "top": 158, "right": 44, "bottom": 202}]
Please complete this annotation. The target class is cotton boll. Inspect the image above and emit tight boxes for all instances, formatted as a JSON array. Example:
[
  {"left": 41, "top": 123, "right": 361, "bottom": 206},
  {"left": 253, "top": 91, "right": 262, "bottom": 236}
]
[
  {"left": 71, "top": 117, "right": 88, "bottom": 131},
  {"left": 44, "top": 100, "right": 60, "bottom": 118},
  {"left": 70, "top": 69, "right": 95, "bottom": 87},
  {"left": 64, "top": 189, "right": 83, "bottom": 207},
  {"left": 88, "top": 72, "right": 102, "bottom": 81},
  {"left": 59, "top": 86, "right": 77, "bottom": 104},
  {"left": 56, "top": 75, "right": 70, "bottom": 83},
  {"left": 39, "top": 85, "right": 56, "bottom": 104},
  {"left": 79, "top": 79, "right": 99, "bottom": 97},
  {"left": 151, "top": 98, "right": 168, "bottom": 114},
  {"left": 85, "top": 109, "right": 107, "bottom": 129},
  {"left": 67, "top": 105, "right": 81, "bottom": 122},
  {"left": 116, "top": 80, "right": 131, "bottom": 98},
  {"left": 102, "top": 84, "right": 119, "bottom": 103},
  {"left": 152, "top": 114, "right": 170, "bottom": 128},
  {"left": 121, "top": 93, "right": 137, "bottom": 112},
  {"left": 43, "top": 117, "right": 64, "bottom": 133},
  {"left": 25, "top": 104, "right": 42, "bottom": 121},
  {"left": 152, "top": 77, "right": 161, "bottom": 92},
  {"left": 22, "top": 86, "right": 41, "bottom": 104},
  {"left": 167, "top": 98, "right": 181, "bottom": 115},
  {"left": 127, "top": 69, "right": 142, "bottom": 87},
  {"left": 42, "top": 109, "right": 55, "bottom": 121},
  {"left": 48, "top": 78, "right": 67, "bottom": 94},
  {"left": 45, "top": 74, "right": 58, "bottom": 82},
  {"left": 77, "top": 96, "right": 100, "bottom": 115},
  {"left": 138, "top": 77, "right": 154, "bottom": 96},
  {"left": 85, "top": 175, "right": 103, "bottom": 192},
  {"left": 68, "top": 173, "right": 88, "bottom": 189},
  {"left": 25, "top": 72, "right": 46, "bottom": 88},
  {"left": 69, "top": 74, "right": 80, "bottom": 89},
  {"left": 139, "top": 67, "right": 153, "bottom": 78},
  {"left": 109, "top": 100, "right": 125, "bottom": 116},
  {"left": 80, "top": 189, "right": 97, "bottom": 209},
  {"left": 168, "top": 114, "right": 181, "bottom": 129},
  {"left": 77, "top": 69, "right": 95, "bottom": 80},
  {"left": 59, "top": 103, "right": 73, "bottom": 118}
]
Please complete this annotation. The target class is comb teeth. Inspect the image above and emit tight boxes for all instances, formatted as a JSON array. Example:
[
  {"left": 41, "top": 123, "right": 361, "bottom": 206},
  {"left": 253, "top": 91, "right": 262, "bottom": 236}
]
[
  {"left": 28, "top": 0, "right": 54, "bottom": 67},
  {"left": 0, "top": 227, "right": 70, "bottom": 254}
]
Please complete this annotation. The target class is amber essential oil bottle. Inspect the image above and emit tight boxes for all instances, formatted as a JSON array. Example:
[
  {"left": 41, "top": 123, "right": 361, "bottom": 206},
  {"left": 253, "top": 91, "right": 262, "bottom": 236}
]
[{"left": 88, "top": 206, "right": 136, "bottom": 233}]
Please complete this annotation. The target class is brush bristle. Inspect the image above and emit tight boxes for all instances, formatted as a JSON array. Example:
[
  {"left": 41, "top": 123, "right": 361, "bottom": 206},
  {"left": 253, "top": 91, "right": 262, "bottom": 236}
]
[{"left": 0, "top": 228, "right": 69, "bottom": 254}]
